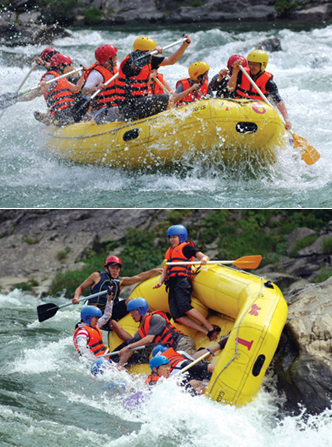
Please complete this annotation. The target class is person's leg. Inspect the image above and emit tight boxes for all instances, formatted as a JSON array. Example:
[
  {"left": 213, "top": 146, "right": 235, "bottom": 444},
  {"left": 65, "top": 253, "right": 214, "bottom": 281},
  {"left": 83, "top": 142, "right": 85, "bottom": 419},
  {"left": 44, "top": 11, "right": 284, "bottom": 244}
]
[{"left": 109, "top": 320, "right": 132, "bottom": 341}]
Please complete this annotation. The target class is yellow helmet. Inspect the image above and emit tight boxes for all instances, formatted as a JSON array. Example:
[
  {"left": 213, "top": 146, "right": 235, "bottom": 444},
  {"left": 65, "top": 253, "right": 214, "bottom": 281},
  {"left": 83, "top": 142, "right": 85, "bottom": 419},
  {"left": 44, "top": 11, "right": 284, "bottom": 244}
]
[
  {"left": 188, "top": 61, "right": 210, "bottom": 81},
  {"left": 247, "top": 50, "right": 269, "bottom": 71},
  {"left": 133, "top": 36, "right": 157, "bottom": 52}
]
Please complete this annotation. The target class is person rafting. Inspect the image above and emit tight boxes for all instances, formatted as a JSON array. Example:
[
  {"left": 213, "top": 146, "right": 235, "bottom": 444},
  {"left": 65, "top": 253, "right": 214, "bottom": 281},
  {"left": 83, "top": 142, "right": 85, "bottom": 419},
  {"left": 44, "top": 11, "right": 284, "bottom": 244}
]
[
  {"left": 115, "top": 34, "right": 191, "bottom": 121},
  {"left": 151, "top": 338, "right": 228, "bottom": 381},
  {"left": 73, "top": 299, "right": 113, "bottom": 360},
  {"left": 208, "top": 54, "right": 247, "bottom": 98},
  {"left": 175, "top": 61, "right": 212, "bottom": 107},
  {"left": 116, "top": 297, "right": 197, "bottom": 366},
  {"left": 37, "top": 53, "right": 86, "bottom": 126},
  {"left": 153, "top": 224, "right": 221, "bottom": 341},
  {"left": 72, "top": 256, "right": 162, "bottom": 341},
  {"left": 145, "top": 355, "right": 206, "bottom": 394},
  {"left": 32, "top": 47, "right": 59, "bottom": 70},
  {"left": 81, "top": 44, "right": 121, "bottom": 123},
  {"left": 228, "top": 49, "right": 292, "bottom": 130},
  {"left": 147, "top": 68, "right": 173, "bottom": 96}
]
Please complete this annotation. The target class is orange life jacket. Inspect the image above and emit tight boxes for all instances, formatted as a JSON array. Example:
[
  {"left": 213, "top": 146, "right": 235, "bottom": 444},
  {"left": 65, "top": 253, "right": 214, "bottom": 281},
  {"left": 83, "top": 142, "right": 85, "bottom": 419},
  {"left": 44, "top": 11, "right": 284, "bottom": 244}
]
[
  {"left": 42, "top": 71, "right": 74, "bottom": 117},
  {"left": 115, "top": 54, "right": 151, "bottom": 104},
  {"left": 176, "top": 78, "right": 208, "bottom": 106},
  {"left": 84, "top": 63, "right": 118, "bottom": 109},
  {"left": 145, "top": 372, "right": 161, "bottom": 386},
  {"left": 236, "top": 69, "right": 273, "bottom": 100},
  {"left": 73, "top": 326, "right": 108, "bottom": 356},
  {"left": 161, "top": 347, "right": 186, "bottom": 371},
  {"left": 138, "top": 311, "right": 184, "bottom": 346},
  {"left": 165, "top": 242, "right": 194, "bottom": 279},
  {"left": 147, "top": 73, "right": 165, "bottom": 95}
]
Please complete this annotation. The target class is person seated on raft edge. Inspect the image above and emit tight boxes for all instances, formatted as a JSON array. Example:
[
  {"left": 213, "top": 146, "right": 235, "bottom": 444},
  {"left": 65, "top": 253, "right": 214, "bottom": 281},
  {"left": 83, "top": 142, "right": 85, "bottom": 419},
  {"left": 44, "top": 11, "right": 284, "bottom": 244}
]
[
  {"left": 174, "top": 61, "right": 213, "bottom": 107},
  {"left": 81, "top": 44, "right": 121, "bottom": 124},
  {"left": 208, "top": 54, "right": 248, "bottom": 99},
  {"left": 228, "top": 49, "right": 292, "bottom": 130},
  {"left": 20, "top": 53, "right": 86, "bottom": 127},
  {"left": 73, "top": 298, "right": 114, "bottom": 361},
  {"left": 114, "top": 34, "right": 191, "bottom": 122},
  {"left": 153, "top": 224, "right": 221, "bottom": 341},
  {"left": 113, "top": 297, "right": 197, "bottom": 367},
  {"left": 147, "top": 68, "right": 175, "bottom": 109},
  {"left": 72, "top": 255, "right": 163, "bottom": 342},
  {"left": 150, "top": 337, "right": 229, "bottom": 384}
]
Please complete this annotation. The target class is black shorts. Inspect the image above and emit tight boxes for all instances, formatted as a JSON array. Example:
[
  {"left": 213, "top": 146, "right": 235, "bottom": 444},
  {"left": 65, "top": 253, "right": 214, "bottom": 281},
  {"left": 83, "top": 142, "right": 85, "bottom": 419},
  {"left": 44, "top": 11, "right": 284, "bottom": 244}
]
[
  {"left": 119, "top": 94, "right": 169, "bottom": 121},
  {"left": 168, "top": 276, "right": 193, "bottom": 320},
  {"left": 99, "top": 300, "right": 128, "bottom": 331}
]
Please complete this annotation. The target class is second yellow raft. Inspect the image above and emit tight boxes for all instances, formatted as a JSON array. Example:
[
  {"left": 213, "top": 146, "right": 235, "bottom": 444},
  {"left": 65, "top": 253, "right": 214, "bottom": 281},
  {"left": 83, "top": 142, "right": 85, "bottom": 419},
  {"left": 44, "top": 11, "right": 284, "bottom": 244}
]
[{"left": 108, "top": 263, "right": 288, "bottom": 406}]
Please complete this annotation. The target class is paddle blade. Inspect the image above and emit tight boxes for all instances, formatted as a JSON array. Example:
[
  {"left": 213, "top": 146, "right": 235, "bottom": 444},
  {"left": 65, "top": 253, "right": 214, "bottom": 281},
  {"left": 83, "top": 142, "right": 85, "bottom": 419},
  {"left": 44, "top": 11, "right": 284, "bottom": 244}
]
[
  {"left": 123, "top": 390, "right": 152, "bottom": 408},
  {"left": 233, "top": 255, "right": 262, "bottom": 270},
  {"left": 37, "top": 302, "right": 59, "bottom": 322},
  {"left": 71, "top": 97, "right": 91, "bottom": 123},
  {"left": 0, "top": 92, "right": 22, "bottom": 110},
  {"left": 291, "top": 132, "right": 320, "bottom": 165}
]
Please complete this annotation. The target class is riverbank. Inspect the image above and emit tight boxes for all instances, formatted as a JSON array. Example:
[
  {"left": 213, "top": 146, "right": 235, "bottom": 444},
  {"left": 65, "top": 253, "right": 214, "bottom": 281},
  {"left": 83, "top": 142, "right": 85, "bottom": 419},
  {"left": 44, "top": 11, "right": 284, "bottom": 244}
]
[{"left": 0, "top": 0, "right": 331, "bottom": 41}]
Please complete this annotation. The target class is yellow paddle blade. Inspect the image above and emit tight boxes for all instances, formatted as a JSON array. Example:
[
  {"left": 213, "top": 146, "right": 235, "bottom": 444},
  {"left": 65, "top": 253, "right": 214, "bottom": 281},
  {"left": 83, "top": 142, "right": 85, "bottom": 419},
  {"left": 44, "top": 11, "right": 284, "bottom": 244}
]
[
  {"left": 232, "top": 255, "right": 262, "bottom": 269},
  {"left": 291, "top": 131, "right": 320, "bottom": 165}
]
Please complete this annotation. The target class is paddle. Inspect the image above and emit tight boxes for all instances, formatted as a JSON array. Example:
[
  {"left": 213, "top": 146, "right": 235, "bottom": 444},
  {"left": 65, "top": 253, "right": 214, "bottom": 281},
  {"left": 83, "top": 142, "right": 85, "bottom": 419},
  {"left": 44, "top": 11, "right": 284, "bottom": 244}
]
[
  {"left": 154, "top": 77, "right": 171, "bottom": 95},
  {"left": 0, "top": 64, "right": 38, "bottom": 118},
  {"left": 172, "top": 350, "right": 211, "bottom": 378},
  {"left": 0, "top": 67, "right": 82, "bottom": 111},
  {"left": 165, "top": 255, "right": 262, "bottom": 270},
  {"left": 37, "top": 289, "right": 106, "bottom": 322},
  {"left": 239, "top": 65, "right": 320, "bottom": 165}
]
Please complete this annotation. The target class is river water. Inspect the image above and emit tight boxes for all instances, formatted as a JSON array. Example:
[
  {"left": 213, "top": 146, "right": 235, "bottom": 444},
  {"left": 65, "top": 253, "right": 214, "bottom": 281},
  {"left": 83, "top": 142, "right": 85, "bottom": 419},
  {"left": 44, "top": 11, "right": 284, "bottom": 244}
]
[
  {"left": 1, "top": 289, "right": 332, "bottom": 447},
  {"left": 0, "top": 23, "right": 331, "bottom": 208}
]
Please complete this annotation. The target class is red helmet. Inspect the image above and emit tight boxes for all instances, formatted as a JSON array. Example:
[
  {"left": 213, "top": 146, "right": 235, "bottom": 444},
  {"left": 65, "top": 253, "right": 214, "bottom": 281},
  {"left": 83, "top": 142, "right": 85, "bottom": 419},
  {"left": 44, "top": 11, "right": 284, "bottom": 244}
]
[
  {"left": 49, "top": 54, "right": 72, "bottom": 68},
  {"left": 104, "top": 256, "right": 122, "bottom": 268},
  {"left": 227, "top": 54, "right": 248, "bottom": 70},
  {"left": 95, "top": 45, "right": 117, "bottom": 65},
  {"left": 40, "top": 47, "right": 57, "bottom": 62}
]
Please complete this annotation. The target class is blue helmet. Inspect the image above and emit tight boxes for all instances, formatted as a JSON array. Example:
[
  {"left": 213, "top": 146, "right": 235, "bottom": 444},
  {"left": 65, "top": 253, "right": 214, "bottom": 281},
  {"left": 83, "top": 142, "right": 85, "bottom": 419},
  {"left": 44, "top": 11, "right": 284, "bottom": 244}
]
[
  {"left": 81, "top": 305, "right": 102, "bottom": 324},
  {"left": 127, "top": 297, "right": 149, "bottom": 316},
  {"left": 150, "top": 355, "right": 169, "bottom": 371},
  {"left": 91, "top": 357, "right": 111, "bottom": 376},
  {"left": 152, "top": 345, "right": 168, "bottom": 357},
  {"left": 166, "top": 225, "right": 188, "bottom": 243}
]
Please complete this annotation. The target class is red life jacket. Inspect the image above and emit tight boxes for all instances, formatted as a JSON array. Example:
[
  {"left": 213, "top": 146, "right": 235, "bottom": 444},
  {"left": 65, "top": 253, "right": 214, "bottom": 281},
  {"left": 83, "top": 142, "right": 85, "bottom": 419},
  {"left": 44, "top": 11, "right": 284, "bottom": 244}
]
[
  {"left": 73, "top": 326, "right": 108, "bottom": 356},
  {"left": 147, "top": 73, "right": 165, "bottom": 95},
  {"left": 115, "top": 54, "right": 151, "bottom": 104},
  {"left": 42, "top": 71, "right": 74, "bottom": 117},
  {"left": 176, "top": 78, "right": 208, "bottom": 106},
  {"left": 84, "top": 63, "right": 118, "bottom": 109},
  {"left": 236, "top": 69, "right": 273, "bottom": 100},
  {"left": 145, "top": 372, "right": 161, "bottom": 386},
  {"left": 138, "top": 311, "right": 184, "bottom": 346},
  {"left": 165, "top": 242, "right": 194, "bottom": 279}
]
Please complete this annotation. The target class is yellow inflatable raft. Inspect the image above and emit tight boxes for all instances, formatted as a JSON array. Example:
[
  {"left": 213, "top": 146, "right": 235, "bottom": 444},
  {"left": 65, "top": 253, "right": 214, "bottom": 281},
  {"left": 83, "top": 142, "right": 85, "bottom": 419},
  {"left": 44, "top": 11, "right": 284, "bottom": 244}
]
[
  {"left": 47, "top": 98, "right": 287, "bottom": 168},
  {"left": 108, "top": 264, "right": 288, "bottom": 406}
]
